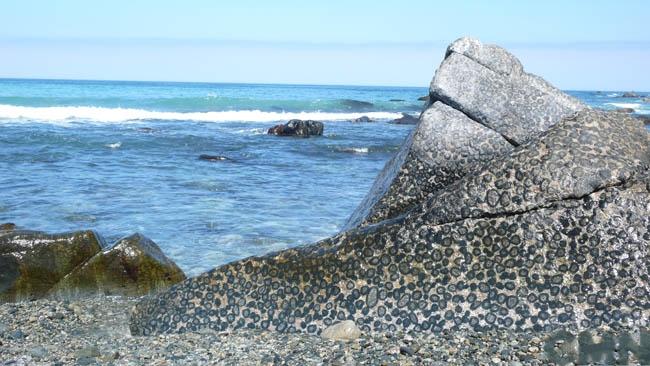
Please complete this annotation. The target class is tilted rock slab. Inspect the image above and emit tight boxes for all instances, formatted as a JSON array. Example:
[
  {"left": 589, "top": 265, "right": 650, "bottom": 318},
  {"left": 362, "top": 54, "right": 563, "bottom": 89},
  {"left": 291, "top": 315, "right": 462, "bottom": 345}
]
[
  {"left": 0, "top": 230, "right": 185, "bottom": 302},
  {"left": 344, "top": 38, "right": 585, "bottom": 230},
  {"left": 130, "top": 107, "right": 649, "bottom": 336}
]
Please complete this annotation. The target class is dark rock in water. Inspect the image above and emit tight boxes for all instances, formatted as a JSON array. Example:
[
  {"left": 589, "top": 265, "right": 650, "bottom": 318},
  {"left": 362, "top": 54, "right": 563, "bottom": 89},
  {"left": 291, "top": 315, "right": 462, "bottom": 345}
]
[
  {"left": 353, "top": 116, "right": 373, "bottom": 123},
  {"left": 635, "top": 114, "right": 650, "bottom": 125},
  {"left": 621, "top": 92, "right": 640, "bottom": 98},
  {"left": 390, "top": 113, "right": 419, "bottom": 125},
  {"left": 0, "top": 223, "right": 16, "bottom": 232},
  {"left": 268, "top": 119, "right": 324, "bottom": 137},
  {"left": 129, "top": 38, "right": 650, "bottom": 338},
  {"left": 199, "top": 154, "right": 231, "bottom": 162},
  {"left": 0, "top": 230, "right": 103, "bottom": 302},
  {"left": 138, "top": 127, "right": 155, "bottom": 133},
  {"left": 417, "top": 95, "right": 429, "bottom": 101},
  {"left": 389, "top": 99, "right": 405, "bottom": 102},
  {"left": 615, "top": 107, "right": 635, "bottom": 113},
  {"left": 340, "top": 99, "right": 374, "bottom": 109},
  {"left": 0, "top": 229, "right": 184, "bottom": 302},
  {"left": 52, "top": 233, "right": 185, "bottom": 297}
]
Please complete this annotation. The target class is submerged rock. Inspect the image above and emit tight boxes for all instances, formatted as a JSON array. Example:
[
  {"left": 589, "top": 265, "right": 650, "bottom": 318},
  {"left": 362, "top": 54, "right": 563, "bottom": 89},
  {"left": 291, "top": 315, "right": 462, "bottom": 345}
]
[
  {"left": 0, "top": 230, "right": 184, "bottom": 302},
  {"left": 389, "top": 113, "right": 419, "bottom": 125},
  {"left": 417, "top": 95, "right": 429, "bottom": 101},
  {"left": 129, "top": 38, "right": 650, "bottom": 338},
  {"left": 52, "top": 233, "right": 185, "bottom": 297},
  {"left": 268, "top": 119, "right": 324, "bottom": 137},
  {"left": 199, "top": 154, "right": 231, "bottom": 162},
  {"left": 340, "top": 99, "right": 374, "bottom": 109}
]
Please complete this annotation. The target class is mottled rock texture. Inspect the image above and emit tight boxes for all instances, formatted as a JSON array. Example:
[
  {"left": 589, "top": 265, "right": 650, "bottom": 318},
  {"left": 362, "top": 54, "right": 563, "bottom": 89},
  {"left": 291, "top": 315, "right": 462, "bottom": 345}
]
[
  {"left": 345, "top": 37, "right": 585, "bottom": 229},
  {"left": 130, "top": 38, "right": 649, "bottom": 338},
  {"left": 52, "top": 233, "right": 185, "bottom": 297},
  {"left": 268, "top": 119, "right": 324, "bottom": 137},
  {"left": 0, "top": 230, "right": 185, "bottom": 302}
]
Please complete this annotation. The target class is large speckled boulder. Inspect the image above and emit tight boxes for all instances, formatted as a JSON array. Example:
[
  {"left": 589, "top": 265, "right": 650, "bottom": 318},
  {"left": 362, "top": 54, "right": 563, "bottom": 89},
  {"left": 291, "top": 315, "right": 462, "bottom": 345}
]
[
  {"left": 129, "top": 39, "right": 649, "bottom": 337},
  {"left": 344, "top": 38, "right": 585, "bottom": 229},
  {"left": 0, "top": 230, "right": 185, "bottom": 302},
  {"left": 430, "top": 37, "right": 585, "bottom": 145},
  {"left": 51, "top": 233, "right": 186, "bottom": 298},
  {"left": 0, "top": 230, "right": 103, "bottom": 302},
  {"left": 345, "top": 102, "right": 514, "bottom": 229}
]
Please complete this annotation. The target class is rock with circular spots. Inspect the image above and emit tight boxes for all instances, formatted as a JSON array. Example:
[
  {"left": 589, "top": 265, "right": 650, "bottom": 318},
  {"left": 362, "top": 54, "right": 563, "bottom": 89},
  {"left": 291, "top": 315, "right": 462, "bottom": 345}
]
[
  {"left": 430, "top": 37, "right": 585, "bottom": 145},
  {"left": 344, "top": 101, "right": 514, "bottom": 229},
  {"left": 344, "top": 37, "right": 586, "bottom": 230},
  {"left": 51, "top": 233, "right": 186, "bottom": 298},
  {"left": 320, "top": 320, "right": 362, "bottom": 340},
  {"left": 129, "top": 39, "right": 649, "bottom": 338}
]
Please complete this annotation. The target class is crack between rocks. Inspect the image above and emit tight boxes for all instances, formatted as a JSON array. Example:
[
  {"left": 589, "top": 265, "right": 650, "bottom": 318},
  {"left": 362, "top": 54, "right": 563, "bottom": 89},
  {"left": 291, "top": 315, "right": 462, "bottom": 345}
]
[{"left": 432, "top": 179, "right": 629, "bottom": 227}]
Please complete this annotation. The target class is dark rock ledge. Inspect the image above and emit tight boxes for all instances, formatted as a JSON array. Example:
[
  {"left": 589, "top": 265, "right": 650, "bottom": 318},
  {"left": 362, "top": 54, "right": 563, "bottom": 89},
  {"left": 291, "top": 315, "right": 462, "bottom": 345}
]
[
  {"left": 0, "top": 228, "right": 185, "bottom": 302},
  {"left": 129, "top": 37, "right": 650, "bottom": 340}
]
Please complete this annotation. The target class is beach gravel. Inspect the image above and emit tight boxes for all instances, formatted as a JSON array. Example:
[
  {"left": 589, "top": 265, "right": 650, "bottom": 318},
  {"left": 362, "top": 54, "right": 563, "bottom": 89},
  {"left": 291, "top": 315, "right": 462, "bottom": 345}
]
[{"left": 0, "top": 296, "right": 562, "bottom": 365}]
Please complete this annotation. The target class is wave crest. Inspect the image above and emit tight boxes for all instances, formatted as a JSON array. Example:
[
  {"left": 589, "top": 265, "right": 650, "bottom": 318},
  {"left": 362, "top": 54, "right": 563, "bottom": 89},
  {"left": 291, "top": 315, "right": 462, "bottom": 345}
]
[{"left": 0, "top": 104, "right": 403, "bottom": 123}]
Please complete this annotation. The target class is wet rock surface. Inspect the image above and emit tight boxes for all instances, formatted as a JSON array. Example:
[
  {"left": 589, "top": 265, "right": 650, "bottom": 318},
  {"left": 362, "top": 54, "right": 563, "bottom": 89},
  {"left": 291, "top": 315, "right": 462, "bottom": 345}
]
[
  {"left": 0, "top": 230, "right": 185, "bottom": 302},
  {"left": 268, "top": 119, "right": 324, "bottom": 137},
  {"left": 130, "top": 37, "right": 649, "bottom": 344},
  {"left": 198, "top": 154, "right": 231, "bottom": 162}
]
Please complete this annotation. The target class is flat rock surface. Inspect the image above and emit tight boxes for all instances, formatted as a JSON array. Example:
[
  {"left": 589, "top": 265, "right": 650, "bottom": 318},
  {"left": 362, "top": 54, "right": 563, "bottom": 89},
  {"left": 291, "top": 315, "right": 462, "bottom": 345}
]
[{"left": 5, "top": 296, "right": 647, "bottom": 365}]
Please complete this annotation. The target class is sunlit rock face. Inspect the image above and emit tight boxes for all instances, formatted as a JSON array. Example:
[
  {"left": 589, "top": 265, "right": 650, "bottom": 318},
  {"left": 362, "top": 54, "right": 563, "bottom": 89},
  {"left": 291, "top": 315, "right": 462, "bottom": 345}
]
[{"left": 129, "top": 38, "right": 650, "bottom": 337}]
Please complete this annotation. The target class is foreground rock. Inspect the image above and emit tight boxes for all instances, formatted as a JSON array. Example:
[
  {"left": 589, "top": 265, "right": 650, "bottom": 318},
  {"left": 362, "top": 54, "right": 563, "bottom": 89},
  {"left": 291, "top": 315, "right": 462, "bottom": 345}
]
[
  {"left": 130, "top": 37, "right": 649, "bottom": 342},
  {"left": 52, "top": 233, "right": 185, "bottom": 297},
  {"left": 13, "top": 297, "right": 650, "bottom": 365},
  {"left": 268, "top": 119, "right": 324, "bottom": 137},
  {"left": 0, "top": 229, "right": 184, "bottom": 302}
]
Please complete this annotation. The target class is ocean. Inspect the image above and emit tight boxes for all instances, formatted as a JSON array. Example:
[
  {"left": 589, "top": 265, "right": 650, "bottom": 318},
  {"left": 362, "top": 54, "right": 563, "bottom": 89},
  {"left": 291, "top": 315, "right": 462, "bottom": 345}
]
[{"left": 0, "top": 78, "right": 648, "bottom": 276}]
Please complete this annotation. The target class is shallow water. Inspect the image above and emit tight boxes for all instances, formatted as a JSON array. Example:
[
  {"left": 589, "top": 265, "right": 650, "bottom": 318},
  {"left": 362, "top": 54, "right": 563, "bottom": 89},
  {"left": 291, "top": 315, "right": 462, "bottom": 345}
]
[{"left": 0, "top": 79, "right": 647, "bottom": 275}]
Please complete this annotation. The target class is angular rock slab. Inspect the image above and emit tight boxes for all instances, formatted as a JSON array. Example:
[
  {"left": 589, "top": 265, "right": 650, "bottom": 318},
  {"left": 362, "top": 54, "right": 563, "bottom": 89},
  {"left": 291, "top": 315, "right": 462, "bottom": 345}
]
[
  {"left": 52, "top": 233, "right": 186, "bottom": 297},
  {"left": 431, "top": 37, "right": 585, "bottom": 145},
  {"left": 345, "top": 102, "right": 514, "bottom": 229},
  {"left": 345, "top": 37, "right": 586, "bottom": 230},
  {"left": 0, "top": 230, "right": 103, "bottom": 302},
  {"left": 130, "top": 110, "right": 650, "bottom": 336}
]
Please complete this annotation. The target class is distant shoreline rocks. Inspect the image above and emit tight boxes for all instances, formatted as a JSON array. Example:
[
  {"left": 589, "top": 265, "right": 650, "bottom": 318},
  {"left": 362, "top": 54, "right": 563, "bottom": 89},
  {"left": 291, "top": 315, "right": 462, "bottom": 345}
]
[
  {"left": 268, "top": 119, "right": 324, "bottom": 137},
  {"left": 389, "top": 113, "right": 419, "bottom": 124}
]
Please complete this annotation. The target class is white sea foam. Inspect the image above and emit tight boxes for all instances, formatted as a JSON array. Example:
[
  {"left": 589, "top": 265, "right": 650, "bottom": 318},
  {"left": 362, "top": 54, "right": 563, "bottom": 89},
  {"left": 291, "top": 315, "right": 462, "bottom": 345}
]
[
  {"left": 338, "top": 147, "right": 369, "bottom": 154},
  {"left": 606, "top": 103, "right": 641, "bottom": 109},
  {"left": 0, "top": 104, "right": 403, "bottom": 124},
  {"left": 106, "top": 142, "right": 122, "bottom": 149}
]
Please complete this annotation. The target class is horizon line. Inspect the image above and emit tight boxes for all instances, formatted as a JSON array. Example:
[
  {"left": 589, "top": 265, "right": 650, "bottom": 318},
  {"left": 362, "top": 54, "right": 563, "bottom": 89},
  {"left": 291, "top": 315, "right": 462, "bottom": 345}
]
[
  {"left": 0, "top": 77, "right": 647, "bottom": 93},
  {"left": 2, "top": 36, "right": 650, "bottom": 49}
]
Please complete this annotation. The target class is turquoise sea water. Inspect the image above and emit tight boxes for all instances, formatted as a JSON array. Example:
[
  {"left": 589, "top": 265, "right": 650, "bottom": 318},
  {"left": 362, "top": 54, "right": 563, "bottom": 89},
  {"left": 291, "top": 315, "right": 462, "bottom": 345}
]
[{"left": 0, "top": 79, "right": 648, "bottom": 276}]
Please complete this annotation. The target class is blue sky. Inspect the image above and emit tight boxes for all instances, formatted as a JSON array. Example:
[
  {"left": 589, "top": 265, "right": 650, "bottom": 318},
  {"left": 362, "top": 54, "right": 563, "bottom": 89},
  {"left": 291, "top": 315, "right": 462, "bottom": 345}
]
[{"left": 0, "top": 0, "right": 649, "bottom": 89}]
